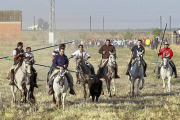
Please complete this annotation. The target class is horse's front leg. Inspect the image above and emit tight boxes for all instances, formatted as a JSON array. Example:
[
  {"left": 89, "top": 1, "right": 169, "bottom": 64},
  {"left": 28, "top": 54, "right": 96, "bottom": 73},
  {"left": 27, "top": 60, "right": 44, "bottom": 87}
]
[
  {"left": 132, "top": 78, "right": 135, "bottom": 97},
  {"left": 128, "top": 76, "right": 132, "bottom": 95},
  {"left": 53, "top": 93, "right": 56, "bottom": 104},
  {"left": 82, "top": 84, "right": 86, "bottom": 100},
  {"left": 168, "top": 77, "right": 171, "bottom": 93},
  {"left": 139, "top": 78, "right": 144, "bottom": 90},
  {"left": 162, "top": 78, "right": 166, "bottom": 89},
  {"left": 137, "top": 79, "right": 140, "bottom": 96},
  {"left": 88, "top": 82, "right": 92, "bottom": 98},
  {"left": 108, "top": 80, "right": 111, "bottom": 97},
  {"left": 62, "top": 93, "right": 66, "bottom": 111},
  {"left": 26, "top": 85, "right": 30, "bottom": 102},
  {"left": 112, "top": 78, "right": 116, "bottom": 96},
  {"left": 11, "top": 85, "right": 17, "bottom": 103}
]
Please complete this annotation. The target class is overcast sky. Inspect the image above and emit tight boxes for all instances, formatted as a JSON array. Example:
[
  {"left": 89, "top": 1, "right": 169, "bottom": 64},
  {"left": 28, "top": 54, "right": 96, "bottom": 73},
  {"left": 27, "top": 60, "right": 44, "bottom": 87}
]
[{"left": 1, "top": 0, "right": 180, "bottom": 30}]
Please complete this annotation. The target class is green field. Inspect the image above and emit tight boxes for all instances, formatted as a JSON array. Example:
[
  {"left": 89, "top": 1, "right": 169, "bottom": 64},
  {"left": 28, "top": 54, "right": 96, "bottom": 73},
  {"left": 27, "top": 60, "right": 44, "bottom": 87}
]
[{"left": 0, "top": 40, "right": 180, "bottom": 120}]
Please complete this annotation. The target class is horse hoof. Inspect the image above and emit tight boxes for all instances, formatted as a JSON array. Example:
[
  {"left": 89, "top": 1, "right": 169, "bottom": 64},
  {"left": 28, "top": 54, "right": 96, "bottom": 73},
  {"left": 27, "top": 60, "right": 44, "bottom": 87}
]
[
  {"left": 139, "top": 87, "right": 143, "bottom": 90},
  {"left": 101, "top": 92, "right": 104, "bottom": 95},
  {"left": 53, "top": 101, "right": 56, "bottom": 104},
  {"left": 56, "top": 104, "right": 58, "bottom": 107},
  {"left": 113, "top": 93, "right": 116, "bottom": 96}
]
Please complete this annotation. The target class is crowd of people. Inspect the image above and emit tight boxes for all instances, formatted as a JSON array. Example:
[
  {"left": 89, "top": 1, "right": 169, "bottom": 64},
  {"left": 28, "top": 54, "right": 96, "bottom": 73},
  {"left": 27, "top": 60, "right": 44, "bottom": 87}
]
[{"left": 58, "top": 37, "right": 164, "bottom": 50}]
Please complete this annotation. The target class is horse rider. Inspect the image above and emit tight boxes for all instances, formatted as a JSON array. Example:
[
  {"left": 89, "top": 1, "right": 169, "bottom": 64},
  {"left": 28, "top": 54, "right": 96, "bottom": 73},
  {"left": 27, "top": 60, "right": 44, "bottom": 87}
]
[
  {"left": 47, "top": 47, "right": 76, "bottom": 95},
  {"left": 48, "top": 44, "right": 66, "bottom": 79},
  {"left": 7, "top": 42, "right": 25, "bottom": 85},
  {"left": 126, "top": 39, "right": 147, "bottom": 77},
  {"left": 69, "top": 44, "right": 95, "bottom": 83},
  {"left": 97, "top": 39, "right": 120, "bottom": 78},
  {"left": 157, "top": 41, "right": 178, "bottom": 78},
  {"left": 25, "top": 47, "right": 38, "bottom": 88}
]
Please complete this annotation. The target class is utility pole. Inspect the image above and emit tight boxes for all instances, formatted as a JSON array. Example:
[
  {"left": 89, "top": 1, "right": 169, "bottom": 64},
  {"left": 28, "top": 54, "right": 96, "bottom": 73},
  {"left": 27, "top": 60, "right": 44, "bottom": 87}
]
[
  {"left": 90, "top": 15, "right": 91, "bottom": 31},
  {"left": 103, "top": 17, "right": 104, "bottom": 31},
  {"left": 169, "top": 16, "right": 171, "bottom": 31},
  {"left": 34, "top": 16, "right": 35, "bottom": 31},
  {"left": 160, "top": 16, "right": 162, "bottom": 29},
  {"left": 49, "top": 0, "right": 55, "bottom": 44}
]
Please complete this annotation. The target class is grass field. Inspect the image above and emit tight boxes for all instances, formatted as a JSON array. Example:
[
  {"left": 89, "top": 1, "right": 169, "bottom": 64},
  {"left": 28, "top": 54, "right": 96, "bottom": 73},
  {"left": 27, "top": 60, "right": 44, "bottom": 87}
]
[{"left": 0, "top": 40, "right": 180, "bottom": 120}]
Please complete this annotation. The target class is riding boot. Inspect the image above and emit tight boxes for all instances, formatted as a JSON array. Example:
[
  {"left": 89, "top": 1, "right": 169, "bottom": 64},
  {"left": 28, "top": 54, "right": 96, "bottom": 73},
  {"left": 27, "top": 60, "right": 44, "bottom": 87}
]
[
  {"left": 144, "top": 63, "right": 147, "bottom": 77},
  {"left": 66, "top": 75, "right": 76, "bottom": 95},
  {"left": 33, "top": 72, "right": 38, "bottom": 88},
  {"left": 157, "top": 66, "right": 161, "bottom": 79},
  {"left": 9, "top": 69, "right": 15, "bottom": 85},
  {"left": 125, "top": 65, "right": 131, "bottom": 75},
  {"left": 76, "top": 73, "right": 80, "bottom": 84},
  {"left": 48, "top": 84, "right": 54, "bottom": 95},
  {"left": 172, "top": 66, "right": 178, "bottom": 78},
  {"left": 115, "top": 67, "right": 120, "bottom": 78}
]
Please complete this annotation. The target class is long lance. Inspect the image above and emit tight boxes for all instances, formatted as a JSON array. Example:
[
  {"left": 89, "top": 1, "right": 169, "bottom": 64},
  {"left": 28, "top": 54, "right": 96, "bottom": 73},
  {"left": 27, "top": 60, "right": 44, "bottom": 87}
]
[
  {"left": 3, "top": 58, "right": 76, "bottom": 72},
  {"left": 0, "top": 42, "right": 72, "bottom": 59},
  {"left": 154, "top": 23, "right": 167, "bottom": 73}
]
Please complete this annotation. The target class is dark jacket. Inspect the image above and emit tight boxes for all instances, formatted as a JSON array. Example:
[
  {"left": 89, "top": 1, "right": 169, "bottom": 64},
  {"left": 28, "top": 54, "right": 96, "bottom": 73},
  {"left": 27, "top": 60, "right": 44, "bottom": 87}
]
[
  {"left": 99, "top": 44, "right": 116, "bottom": 59},
  {"left": 53, "top": 53, "right": 69, "bottom": 68}
]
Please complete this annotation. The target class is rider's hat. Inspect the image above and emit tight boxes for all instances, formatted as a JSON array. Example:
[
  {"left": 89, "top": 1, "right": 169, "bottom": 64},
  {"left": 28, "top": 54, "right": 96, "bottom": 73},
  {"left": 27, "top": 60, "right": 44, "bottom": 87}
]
[{"left": 164, "top": 41, "right": 170, "bottom": 45}]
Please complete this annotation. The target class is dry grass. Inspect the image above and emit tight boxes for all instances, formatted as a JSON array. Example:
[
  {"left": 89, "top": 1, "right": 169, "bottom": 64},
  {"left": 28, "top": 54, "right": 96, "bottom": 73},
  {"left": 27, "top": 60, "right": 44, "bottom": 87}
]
[{"left": 0, "top": 38, "right": 180, "bottom": 120}]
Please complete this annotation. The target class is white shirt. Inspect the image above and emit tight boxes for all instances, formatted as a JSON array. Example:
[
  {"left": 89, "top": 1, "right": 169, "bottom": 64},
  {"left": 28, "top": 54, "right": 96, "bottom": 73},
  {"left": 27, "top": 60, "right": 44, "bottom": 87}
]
[
  {"left": 178, "top": 30, "right": 180, "bottom": 34},
  {"left": 117, "top": 40, "right": 122, "bottom": 45},
  {"left": 52, "top": 48, "right": 59, "bottom": 55},
  {"left": 25, "top": 53, "right": 34, "bottom": 60},
  {"left": 71, "top": 50, "right": 91, "bottom": 60},
  {"left": 80, "top": 41, "right": 84, "bottom": 45}
]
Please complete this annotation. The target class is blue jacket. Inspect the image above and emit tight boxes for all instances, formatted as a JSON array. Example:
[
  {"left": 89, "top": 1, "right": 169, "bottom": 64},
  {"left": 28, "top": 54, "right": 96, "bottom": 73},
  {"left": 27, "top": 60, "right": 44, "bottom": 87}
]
[{"left": 53, "top": 53, "right": 69, "bottom": 68}]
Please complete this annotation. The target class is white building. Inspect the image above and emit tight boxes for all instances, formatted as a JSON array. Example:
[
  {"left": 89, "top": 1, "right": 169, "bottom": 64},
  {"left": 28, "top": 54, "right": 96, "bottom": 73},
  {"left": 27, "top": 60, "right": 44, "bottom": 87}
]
[{"left": 28, "top": 25, "right": 39, "bottom": 30}]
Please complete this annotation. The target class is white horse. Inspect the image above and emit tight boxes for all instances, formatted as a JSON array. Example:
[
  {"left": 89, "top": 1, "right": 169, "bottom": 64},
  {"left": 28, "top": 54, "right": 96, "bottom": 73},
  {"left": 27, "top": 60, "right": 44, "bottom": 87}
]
[
  {"left": 53, "top": 69, "right": 69, "bottom": 110},
  {"left": 160, "top": 54, "right": 173, "bottom": 93},
  {"left": 11, "top": 59, "right": 33, "bottom": 103},
  {"left": 128, "top": 51, "right": 144, "bottom": 97},
  {"left": 102, "top": 51, "right": 116, "bottom": 97}
]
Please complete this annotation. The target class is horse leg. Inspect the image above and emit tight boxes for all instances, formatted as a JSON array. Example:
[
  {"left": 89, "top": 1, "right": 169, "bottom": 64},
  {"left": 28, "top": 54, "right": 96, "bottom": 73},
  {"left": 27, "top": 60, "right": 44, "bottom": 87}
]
[
  {"left": 53, "top": 93, "right": 56, "bottom": 104},
  {"left": 162, "top": 78, "right": 166, "bottom": 89},
  {"left": 62, "top": 93, "right": 66, "bottom": 111},
  {"left": 168, "top": 77, "right": 171, "bottom": 93},
  {"left": 57, "top": 94, "right": 61, "bottom": 109},
  {"left": 24, "top": 88, "right": 27, "bottom": 103},
  {"left": 82, "top": 84, "right": 86, "bottom": 100},
  {"left": 101, "top": 81, "right": 104, "bottom": 95},
  {"left": 139, "top": 78, "right": 144, "bottom": 90},
  {"left": 137, "top": 79, "right": 140, "bottom": 96},
  {"left": 88, "top": 82, "right": 92, "bottom": 98},
  {"left": 11, "top": 85, "right": 18, "bottom": 103},
  {"left": 19, "top": 85, "right": 25, "bottom": 103},
  {"left": 112, "top": 78, "right": 116, "bottom": 96},
  {"left": 108, "top": 80, "right": 111, "bottom": 97},
  {"left": 129, "top": 77, "right": 132, "bottom": 95},
  {"left": 132, "top": 78, "right": 135, "bottom": 97}
]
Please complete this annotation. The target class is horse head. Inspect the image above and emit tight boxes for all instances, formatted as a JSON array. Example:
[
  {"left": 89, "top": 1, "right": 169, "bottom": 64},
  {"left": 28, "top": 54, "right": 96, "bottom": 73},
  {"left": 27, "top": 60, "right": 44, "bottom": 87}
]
[
  {"left": 57, "top": 69, "right": 69, "bottom": 84},
  {"left": 162, "top": 54, "right": 170, "bottom": 69},
  {"left": 136, "top": 50, "right": 143, "bottom": 67},
  {"left": 76, "top": 54, "right": 85, "bottom": 68},
  {"left": 23, "top": 57, "right": 33, "bottom": 75},
  {"left": 108, "top": 51, "right": 116, "bottom": 67}
]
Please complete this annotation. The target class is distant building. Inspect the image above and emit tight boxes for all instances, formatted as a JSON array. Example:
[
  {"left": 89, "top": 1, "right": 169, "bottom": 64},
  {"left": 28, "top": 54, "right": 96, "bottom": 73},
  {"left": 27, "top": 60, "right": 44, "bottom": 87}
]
[
  {"left": 28, "top": 25, "right": 39, "bottom": 30},
  {"left": 0, "top": 10, "right": 22, "bottom": 41}
]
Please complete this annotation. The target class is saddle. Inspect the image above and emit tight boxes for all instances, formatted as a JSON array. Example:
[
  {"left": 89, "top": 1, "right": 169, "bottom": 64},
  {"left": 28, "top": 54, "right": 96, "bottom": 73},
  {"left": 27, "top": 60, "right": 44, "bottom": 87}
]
[{"left": 131, "top": 59, "right": 145, "bottom": 67}]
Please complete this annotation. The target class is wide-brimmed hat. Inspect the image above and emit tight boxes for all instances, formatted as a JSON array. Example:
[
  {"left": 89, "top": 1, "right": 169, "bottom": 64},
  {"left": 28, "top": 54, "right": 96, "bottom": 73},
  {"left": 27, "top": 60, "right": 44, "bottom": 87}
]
[{"left": 164, "top": 42, "right": 170, "bottom": 45}]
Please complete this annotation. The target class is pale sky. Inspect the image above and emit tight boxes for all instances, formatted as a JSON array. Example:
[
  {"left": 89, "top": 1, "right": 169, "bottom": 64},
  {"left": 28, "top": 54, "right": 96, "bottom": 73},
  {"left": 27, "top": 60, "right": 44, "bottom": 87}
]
[{"left": 0, "top": 0, "right": 180, "bottom": 30}]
